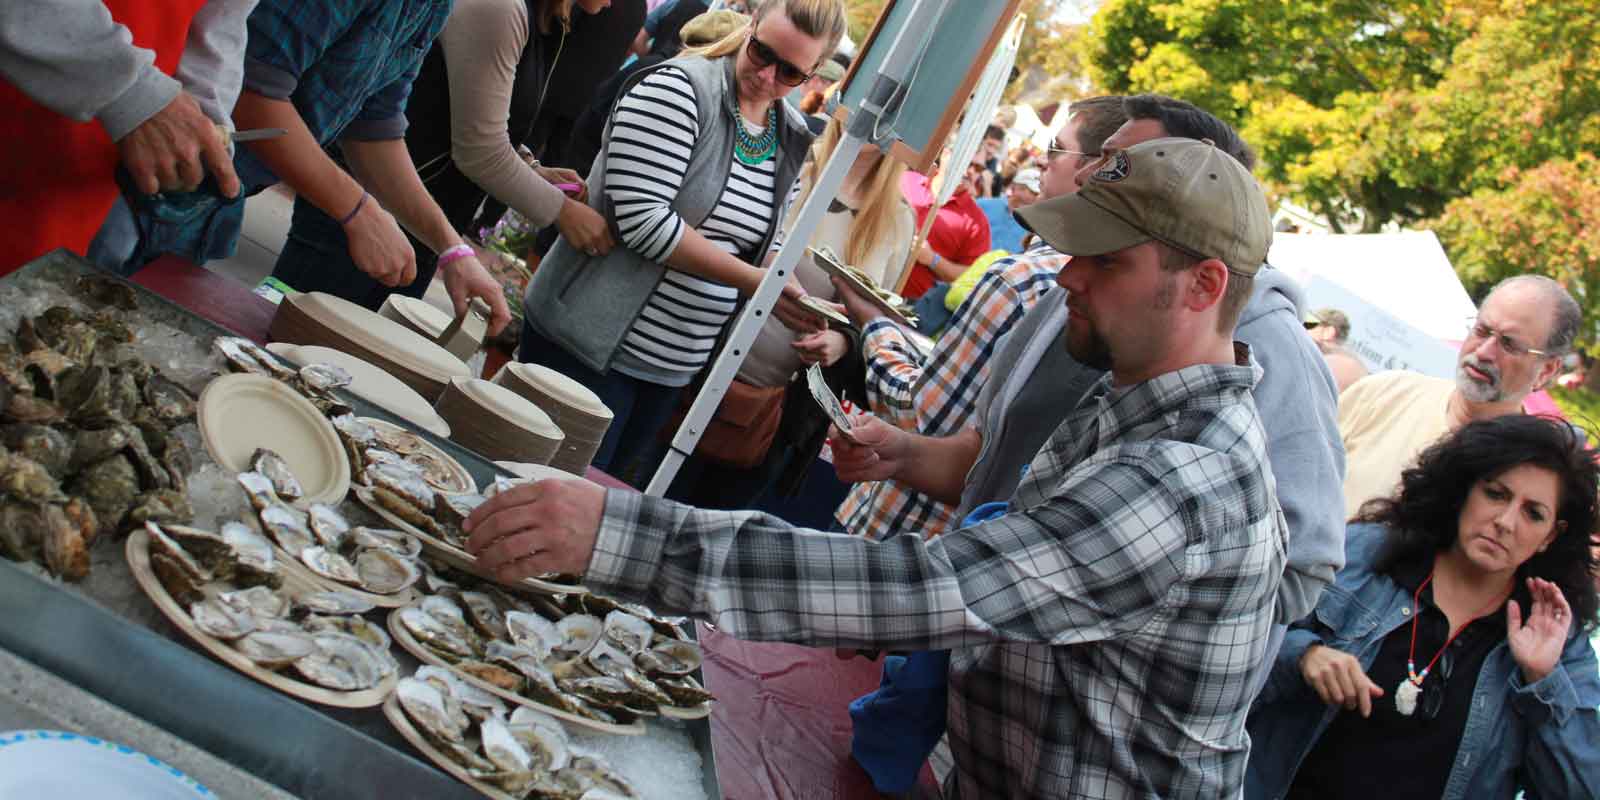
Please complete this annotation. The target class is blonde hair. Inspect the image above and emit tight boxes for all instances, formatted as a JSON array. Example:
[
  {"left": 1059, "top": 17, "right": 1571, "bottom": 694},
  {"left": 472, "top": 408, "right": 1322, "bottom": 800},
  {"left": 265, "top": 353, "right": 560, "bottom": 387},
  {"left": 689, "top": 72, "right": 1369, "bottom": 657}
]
[
  {"left": 797, "top": 116, "right": 908, "bottom": 268},
  {"left": 684, "top": 0, "right": 847, "bottom": 68}
]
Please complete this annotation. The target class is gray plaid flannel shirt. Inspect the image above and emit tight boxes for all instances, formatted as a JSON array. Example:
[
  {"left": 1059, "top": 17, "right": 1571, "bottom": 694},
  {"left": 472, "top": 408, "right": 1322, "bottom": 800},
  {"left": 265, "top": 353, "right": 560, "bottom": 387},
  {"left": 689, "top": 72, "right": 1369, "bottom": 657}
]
[{"left": 587, "top": 346, "right": 1288, "bottom": 799}]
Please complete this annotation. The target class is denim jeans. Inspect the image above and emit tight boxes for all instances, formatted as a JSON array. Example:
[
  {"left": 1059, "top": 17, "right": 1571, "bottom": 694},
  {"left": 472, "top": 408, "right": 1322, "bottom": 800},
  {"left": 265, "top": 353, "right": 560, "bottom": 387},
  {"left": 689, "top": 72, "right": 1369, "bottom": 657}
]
[{"left": 517, "top": 321, "right": 681, "bottom": 478}]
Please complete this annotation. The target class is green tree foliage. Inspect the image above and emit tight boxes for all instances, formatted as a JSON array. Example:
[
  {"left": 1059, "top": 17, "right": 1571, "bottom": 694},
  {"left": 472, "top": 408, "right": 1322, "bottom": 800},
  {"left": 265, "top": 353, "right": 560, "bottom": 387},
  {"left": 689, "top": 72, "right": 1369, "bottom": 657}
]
[{"left": 1085, "top": 0, "right": 1600, "bottom": 347}]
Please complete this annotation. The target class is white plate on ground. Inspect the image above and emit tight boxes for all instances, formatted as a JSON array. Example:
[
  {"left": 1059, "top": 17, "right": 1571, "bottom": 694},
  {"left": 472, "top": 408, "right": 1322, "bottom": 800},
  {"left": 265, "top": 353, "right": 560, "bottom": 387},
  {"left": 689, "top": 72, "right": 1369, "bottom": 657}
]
[
  {"left": 0, "top": 730, "right": 212, "bottom": 798},
  {"left": 266, "top": 343, "right": 451, "bottom": 438}
]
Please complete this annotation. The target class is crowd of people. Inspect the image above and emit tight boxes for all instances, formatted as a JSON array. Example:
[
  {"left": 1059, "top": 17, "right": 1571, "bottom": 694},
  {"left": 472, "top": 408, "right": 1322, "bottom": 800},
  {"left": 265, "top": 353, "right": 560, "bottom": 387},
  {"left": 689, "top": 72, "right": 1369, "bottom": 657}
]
[{"left": 3, "top": 0, "right": 1597, "bottom": 798}]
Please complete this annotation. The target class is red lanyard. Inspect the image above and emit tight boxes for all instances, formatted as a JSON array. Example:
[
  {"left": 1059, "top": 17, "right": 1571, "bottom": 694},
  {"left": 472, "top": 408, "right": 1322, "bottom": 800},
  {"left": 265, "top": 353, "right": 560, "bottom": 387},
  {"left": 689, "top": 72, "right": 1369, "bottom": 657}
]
[{"left": 1404, "top": 569, "right": 1508, "bottom": 686}]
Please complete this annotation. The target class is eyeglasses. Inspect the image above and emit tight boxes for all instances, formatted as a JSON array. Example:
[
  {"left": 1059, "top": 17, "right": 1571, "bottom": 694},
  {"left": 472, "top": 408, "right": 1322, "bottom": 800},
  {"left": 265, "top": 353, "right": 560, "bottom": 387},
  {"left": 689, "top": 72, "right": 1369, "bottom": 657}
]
[
  {"left": 1046, "top": 143, "right": 1099, "bottom": 162},
  {"left": 745, "top": 35, "right": 814, "bottom": 88},
  {"left": 1466, "top": 317, "right": 1552, "bottom": 358},
  {"left": 1418, "top": 647, "right": 1454, "bottom": 721}
]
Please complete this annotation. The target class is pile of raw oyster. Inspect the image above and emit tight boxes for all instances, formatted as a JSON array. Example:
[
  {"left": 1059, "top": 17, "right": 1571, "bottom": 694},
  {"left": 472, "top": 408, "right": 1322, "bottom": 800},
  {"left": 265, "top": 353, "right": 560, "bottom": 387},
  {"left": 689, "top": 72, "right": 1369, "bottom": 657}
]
[
  {"left": 236, "top": 448, "right": 424, "bottom": 597},
  {"left": 213, "top": 336, "right": 358, "bottom": 419},
  {"left": 1, "top": 277, "right": 198, "bottom": 580},
  {"left": 397, "top": 572, "right": 714, "bottom": 726},
  {"left": 396, "top": 671, "right": 639, "bottom": 798},
  {"left": 145, "top": 519, "right": 398, "bottom": 692}
]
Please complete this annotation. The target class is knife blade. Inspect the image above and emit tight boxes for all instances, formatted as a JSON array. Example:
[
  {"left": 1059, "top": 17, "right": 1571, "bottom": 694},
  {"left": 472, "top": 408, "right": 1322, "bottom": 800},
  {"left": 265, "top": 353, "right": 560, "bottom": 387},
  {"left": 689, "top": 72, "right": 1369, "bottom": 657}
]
[{"left": 229, "top": 127, "right": 287, "bottom": 143}]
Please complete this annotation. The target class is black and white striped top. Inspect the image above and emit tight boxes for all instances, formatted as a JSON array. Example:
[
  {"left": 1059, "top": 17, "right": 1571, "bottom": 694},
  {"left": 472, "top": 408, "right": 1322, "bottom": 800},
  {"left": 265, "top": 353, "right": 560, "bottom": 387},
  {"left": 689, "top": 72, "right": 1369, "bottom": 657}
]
[{"left": 605, "top": 66, "right": 787, "bottom": 376}]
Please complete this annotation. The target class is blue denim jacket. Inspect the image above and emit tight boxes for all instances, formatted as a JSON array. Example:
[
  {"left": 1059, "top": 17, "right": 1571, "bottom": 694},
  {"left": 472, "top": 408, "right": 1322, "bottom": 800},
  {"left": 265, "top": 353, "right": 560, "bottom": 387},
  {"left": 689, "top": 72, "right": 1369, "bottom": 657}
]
[{"left": 1246, "top": 523, "right": 1600, "bottom": 800}]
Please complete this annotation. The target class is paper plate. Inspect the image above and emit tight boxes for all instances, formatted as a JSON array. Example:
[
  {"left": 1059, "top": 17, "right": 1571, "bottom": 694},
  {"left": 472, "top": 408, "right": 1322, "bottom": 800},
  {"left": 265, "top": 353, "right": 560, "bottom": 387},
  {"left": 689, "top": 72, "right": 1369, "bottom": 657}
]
[
  {"left": 454, "top": 378, "right": 564, "bottom": 440},
  {"left": 270, "top": 292, "right": 469, "bottom": 399},
  {"left": 196, "top": 374, "right": 350, "bottom": 507},
  {"left": 264, "top": 343, "right": 451, "bottom": 438},
  {"left": 501, "top": 362, "right": 612, "bottom": 419},
  {"left": 384, "top": 295, "right": 453, "bottom": 339},
  {"left": 0, "top": 731, "right": 212, "bottom": 799}
]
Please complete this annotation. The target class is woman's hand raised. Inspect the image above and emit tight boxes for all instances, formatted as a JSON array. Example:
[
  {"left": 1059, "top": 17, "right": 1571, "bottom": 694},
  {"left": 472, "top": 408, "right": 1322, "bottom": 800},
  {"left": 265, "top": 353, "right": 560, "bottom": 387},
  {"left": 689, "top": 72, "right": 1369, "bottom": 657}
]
[
  {"left": 1508, "top": 576, "right": 1572, "bottom": 685},
  {"left": 1300, "top": 644, "right": 1385, "bottom": 717}
]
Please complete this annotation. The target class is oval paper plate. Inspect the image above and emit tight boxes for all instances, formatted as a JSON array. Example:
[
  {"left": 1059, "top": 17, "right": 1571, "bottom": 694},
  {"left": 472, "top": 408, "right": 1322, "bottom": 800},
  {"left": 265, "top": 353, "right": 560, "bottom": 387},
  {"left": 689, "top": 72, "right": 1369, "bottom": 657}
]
[
  {"left": 196, "top": 373, "right": 350, "bottom": 507},
  {"left": 265, "top": 343, "right": 451, "bottom": 438},
  {"left": 0, "top": 731, "right": 212, "bottom": 799}
]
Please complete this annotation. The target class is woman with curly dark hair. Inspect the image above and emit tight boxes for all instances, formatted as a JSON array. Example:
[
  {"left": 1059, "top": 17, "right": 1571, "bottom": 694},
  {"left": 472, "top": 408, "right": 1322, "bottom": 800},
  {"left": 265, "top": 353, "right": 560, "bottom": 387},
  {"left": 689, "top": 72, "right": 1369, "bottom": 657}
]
[{"left": 1246, "top": 414, "right": 1600, "bottom": 800}]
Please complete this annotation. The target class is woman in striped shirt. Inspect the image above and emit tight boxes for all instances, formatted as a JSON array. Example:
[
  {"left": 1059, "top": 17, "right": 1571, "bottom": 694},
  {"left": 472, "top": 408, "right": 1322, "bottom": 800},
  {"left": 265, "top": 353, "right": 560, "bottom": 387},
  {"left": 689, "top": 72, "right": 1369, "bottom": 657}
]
[{"left": 519, "top": 0, "right": 847, "bottom": 479}]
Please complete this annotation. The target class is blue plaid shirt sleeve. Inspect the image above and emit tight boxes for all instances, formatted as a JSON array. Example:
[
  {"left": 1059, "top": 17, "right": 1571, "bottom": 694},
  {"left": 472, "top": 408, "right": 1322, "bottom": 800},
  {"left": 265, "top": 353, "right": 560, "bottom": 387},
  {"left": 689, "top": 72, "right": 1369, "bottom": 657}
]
[{"left": 586, "top": 455, "right": 1189, "bottom": 651}]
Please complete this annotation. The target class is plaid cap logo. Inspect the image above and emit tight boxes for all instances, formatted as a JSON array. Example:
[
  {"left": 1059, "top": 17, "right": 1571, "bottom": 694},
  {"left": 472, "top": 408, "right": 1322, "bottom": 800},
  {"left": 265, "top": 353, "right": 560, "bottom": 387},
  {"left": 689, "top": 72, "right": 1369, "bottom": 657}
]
[{"left": 1092, "top": 151, "right": 1131, "bottom": 183}]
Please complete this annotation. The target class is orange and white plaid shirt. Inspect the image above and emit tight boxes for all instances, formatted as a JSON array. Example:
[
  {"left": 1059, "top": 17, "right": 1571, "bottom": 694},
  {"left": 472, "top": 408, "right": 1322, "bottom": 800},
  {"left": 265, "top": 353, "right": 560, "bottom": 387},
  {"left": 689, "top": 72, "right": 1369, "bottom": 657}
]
[{"left": 836, "top": 242, "right": 1069, "bottom": 539}]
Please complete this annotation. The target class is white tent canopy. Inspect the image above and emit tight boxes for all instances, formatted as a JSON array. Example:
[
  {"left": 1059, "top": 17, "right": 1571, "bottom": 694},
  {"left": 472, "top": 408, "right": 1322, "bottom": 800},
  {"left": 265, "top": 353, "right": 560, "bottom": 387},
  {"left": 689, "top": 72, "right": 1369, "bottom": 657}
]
[{"left": 1269, "top": 231, "right": 1477, "bottom": 379}]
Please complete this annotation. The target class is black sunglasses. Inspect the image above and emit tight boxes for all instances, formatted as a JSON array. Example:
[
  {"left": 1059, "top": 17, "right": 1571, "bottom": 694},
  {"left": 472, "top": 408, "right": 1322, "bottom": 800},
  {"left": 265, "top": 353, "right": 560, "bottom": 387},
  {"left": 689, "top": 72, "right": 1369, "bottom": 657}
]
[{"left": 746, "top": 34, "right": 814, "bottom": 87}]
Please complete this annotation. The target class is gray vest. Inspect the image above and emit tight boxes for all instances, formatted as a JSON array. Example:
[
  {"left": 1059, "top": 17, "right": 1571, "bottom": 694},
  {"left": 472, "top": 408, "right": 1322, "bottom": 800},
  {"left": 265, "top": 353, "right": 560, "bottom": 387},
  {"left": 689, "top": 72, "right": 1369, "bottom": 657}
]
[{"left": 522, "top": 55, "right": 813, "bottom": 373}]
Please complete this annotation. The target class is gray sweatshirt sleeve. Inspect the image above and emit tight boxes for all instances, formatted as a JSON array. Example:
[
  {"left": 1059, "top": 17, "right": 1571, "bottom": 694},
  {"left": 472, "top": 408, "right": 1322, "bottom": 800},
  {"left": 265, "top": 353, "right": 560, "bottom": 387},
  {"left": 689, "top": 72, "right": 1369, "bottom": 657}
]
[
  {"left": 1237, "top": 282, "right": 1348, "bottom": 624},
  {"left": 0, "top": 0, "right": 180, "bottom": 140},
  {"left": 176, "top": 0, "right": 259, "bottom": 125}
]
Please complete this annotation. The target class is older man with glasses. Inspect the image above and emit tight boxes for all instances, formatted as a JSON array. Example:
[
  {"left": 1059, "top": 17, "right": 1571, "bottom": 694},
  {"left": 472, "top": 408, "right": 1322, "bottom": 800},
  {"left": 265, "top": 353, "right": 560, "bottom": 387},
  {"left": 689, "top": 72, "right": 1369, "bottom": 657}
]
[{"left": 1338, "top": 274, "right": 1581, "bottom": 518}]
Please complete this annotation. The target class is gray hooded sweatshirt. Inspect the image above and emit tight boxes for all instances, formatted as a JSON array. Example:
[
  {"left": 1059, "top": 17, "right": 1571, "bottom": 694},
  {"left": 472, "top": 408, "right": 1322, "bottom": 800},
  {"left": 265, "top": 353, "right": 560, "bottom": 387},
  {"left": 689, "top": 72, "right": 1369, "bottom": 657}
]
[{"left": 959, "top": 265, "right": 1346, "bottom": 624}]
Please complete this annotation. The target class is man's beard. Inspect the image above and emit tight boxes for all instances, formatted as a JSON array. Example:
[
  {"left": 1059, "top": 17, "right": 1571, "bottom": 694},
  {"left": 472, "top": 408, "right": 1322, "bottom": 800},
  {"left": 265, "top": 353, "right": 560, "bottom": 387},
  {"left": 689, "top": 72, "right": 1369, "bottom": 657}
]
[
  {"left": 1456, "top": 354, "right": 1506, "bottom": 403},
  {"left": 1065, "top": 319, "right": 1113, "bottom": 371}
]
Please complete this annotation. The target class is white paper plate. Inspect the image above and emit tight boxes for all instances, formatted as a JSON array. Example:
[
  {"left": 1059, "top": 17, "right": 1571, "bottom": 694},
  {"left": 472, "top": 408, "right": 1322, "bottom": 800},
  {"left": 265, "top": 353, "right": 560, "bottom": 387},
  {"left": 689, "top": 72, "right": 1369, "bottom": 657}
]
[
  {"left": 0, "top": 730, "right": 212, "bottom": 798},
  {"left": 385, "top": 295, "right": 453, "bottom": 339},
  {"left": 196, "top": 373, "right": 350, "bottom": 508},
  {"left": 265, "top": 343, "right": 451, "bottom": 438},
  {"left": 453, "top": 378, "right": 564, "bottom": 440}
]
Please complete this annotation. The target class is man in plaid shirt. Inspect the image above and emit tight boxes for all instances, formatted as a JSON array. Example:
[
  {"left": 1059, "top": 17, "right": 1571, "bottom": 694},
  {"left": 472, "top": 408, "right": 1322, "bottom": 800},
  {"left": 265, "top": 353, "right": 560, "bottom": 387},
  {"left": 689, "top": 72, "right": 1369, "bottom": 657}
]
[
  {"left": 831, "top": 95, "right": 1128, "bottom": 541},
  {"left": 467, "top": 137, "right": 1287, "bottom": 798}
]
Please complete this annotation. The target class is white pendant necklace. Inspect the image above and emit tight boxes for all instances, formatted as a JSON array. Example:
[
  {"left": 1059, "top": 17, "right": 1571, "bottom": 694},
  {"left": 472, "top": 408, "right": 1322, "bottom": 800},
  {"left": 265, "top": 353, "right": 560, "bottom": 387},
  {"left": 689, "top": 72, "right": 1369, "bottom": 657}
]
[
  {"left": 1395, "top": 670, "right": 1425, "bottom": 716},
  {"left": 1395, "top": 568, "right": 1511, "bottom": 717}
]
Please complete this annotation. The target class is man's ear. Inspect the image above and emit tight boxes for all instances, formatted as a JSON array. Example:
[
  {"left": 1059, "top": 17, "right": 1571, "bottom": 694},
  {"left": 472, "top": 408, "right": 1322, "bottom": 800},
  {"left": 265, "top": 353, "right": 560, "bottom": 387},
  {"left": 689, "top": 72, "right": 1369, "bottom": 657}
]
[
  {"left": 1532, "top": 355, "right": 1564, "bottom": 392},
  {"left": 1186, "top": 258, "right": 1229, "bottom": 313}
]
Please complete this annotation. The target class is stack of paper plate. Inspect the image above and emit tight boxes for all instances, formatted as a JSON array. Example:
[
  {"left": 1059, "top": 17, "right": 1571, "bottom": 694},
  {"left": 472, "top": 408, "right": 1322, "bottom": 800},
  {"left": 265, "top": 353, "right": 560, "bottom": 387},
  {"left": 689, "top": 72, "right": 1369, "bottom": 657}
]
[
  {"left": 268, "top": 292, "right": 469, "bottom": 402},
  {"left": 435, "top": 377, "right": 565, "bottom": 463},
  {"left": 379, "top": 294, "right": 453, "bottom": 341},
  {"left": 264, "top": 343, "right": 451, "bottom": 437},
  {"left": 491, "top": 362, "right": 613, "bottom": 475}
]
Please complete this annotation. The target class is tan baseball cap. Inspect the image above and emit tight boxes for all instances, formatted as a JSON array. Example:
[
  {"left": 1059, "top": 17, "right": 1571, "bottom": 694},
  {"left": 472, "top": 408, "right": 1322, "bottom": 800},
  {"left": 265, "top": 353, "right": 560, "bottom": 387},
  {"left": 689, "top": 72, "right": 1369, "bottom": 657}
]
[{"left": 1014, "top": 137, "right": 1271, "bottom": 275}]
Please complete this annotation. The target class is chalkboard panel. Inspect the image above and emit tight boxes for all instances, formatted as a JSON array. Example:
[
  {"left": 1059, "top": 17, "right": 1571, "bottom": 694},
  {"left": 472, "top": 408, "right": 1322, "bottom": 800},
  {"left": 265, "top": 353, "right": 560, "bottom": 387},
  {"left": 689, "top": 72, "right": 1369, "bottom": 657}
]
[{"left": 836, "top": 0, "right": 1023, "bottom": 174}]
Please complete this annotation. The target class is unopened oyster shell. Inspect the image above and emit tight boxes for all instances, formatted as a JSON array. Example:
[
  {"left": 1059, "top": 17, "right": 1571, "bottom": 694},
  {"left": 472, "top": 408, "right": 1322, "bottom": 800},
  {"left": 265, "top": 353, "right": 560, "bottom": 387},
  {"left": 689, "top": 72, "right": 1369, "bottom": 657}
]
[
  {"left": 2, "top": 424, "right": 71, "bottom": 479},
  {"left": 126, "top": 489, "right": 193, "bottom": 529},
  {"left": 0, "top": 451, "right": 67, "bottom": 505},
  {"left": 0, "top": 504, "right": 45, "bottom": 563},
  {"left": 354, "top": 548, "right": 420, "bottom": 595},
  {"left": 68, "top": 425, "right": 130, "bottom": 471},
  {"left": 143, "top": 374, "right": 194, "bottom": 424},
  {"left": 251, "top": 449, "right": 304, "bottom": 502},
  {"left": 558, "top": 675, "right": 634, "bottom": 708},
  {"left": 75, "top": 275, "right": 138, "bottom": 310},
  {"left": 40, "top": 503, "right": 89, "bottom": 580},
  {"left": 70, "top": 453, "right": 138, "bottom": 533},
  {"left": 233, "top": 630, "right": 315, "bottom": 668}
]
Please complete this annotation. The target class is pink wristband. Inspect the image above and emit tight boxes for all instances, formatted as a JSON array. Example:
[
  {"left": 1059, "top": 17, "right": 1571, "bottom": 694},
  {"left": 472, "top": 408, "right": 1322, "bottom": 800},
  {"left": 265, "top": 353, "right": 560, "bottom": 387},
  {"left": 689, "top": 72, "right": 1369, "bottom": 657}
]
[{"left": 436, "top": 243, "right": 475, "bottom": 270}]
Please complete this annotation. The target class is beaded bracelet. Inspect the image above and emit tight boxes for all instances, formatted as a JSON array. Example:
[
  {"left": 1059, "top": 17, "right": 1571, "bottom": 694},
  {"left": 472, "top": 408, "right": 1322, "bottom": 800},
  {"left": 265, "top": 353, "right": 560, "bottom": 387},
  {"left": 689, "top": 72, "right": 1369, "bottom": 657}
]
[
  {"left": 338, "top": 191, "right": 369, "bottom": 226},
  {"left": 436, "top": 243, "right": 475, "bottom": 270}
]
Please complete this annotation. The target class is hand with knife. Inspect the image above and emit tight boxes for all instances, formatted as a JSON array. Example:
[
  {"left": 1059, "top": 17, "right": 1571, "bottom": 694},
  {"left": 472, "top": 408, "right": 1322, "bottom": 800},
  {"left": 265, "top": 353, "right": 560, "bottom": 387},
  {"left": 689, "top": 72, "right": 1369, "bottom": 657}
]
[{"left": 116, "top": 90, "right": 244, "bottom": 198}]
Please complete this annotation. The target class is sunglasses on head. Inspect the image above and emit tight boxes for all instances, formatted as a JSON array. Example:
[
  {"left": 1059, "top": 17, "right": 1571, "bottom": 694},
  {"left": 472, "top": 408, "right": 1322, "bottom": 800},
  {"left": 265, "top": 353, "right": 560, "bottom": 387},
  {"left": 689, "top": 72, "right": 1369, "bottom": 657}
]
[{"left": 746, "top": 34, "right": 814, "bottom": 87}]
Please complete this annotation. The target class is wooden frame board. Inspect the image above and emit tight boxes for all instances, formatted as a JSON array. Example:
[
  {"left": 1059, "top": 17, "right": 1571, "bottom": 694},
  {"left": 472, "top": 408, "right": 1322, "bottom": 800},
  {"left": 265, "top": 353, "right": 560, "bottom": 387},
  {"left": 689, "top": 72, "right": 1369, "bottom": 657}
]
[
  {"left": 834, "top": 0, "right": 1025, "bottom": 175},
  {"left": 125, "top": 528, "right": 396, "bottom": 709}
]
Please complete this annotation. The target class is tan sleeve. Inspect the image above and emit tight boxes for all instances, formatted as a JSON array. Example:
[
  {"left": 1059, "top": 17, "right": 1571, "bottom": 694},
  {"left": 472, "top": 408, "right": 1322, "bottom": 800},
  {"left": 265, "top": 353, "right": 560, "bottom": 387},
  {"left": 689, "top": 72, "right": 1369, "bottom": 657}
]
[{"left": 438, "top": 0, "right": 567, "bottom": 228}]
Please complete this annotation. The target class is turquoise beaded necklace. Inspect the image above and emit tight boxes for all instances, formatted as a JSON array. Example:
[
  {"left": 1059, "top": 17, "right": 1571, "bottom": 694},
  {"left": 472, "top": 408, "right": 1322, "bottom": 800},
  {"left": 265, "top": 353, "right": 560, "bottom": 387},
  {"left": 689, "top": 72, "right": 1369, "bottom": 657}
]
[{"left": 733, "top": 104, "right": 778, "bottom": 166}]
